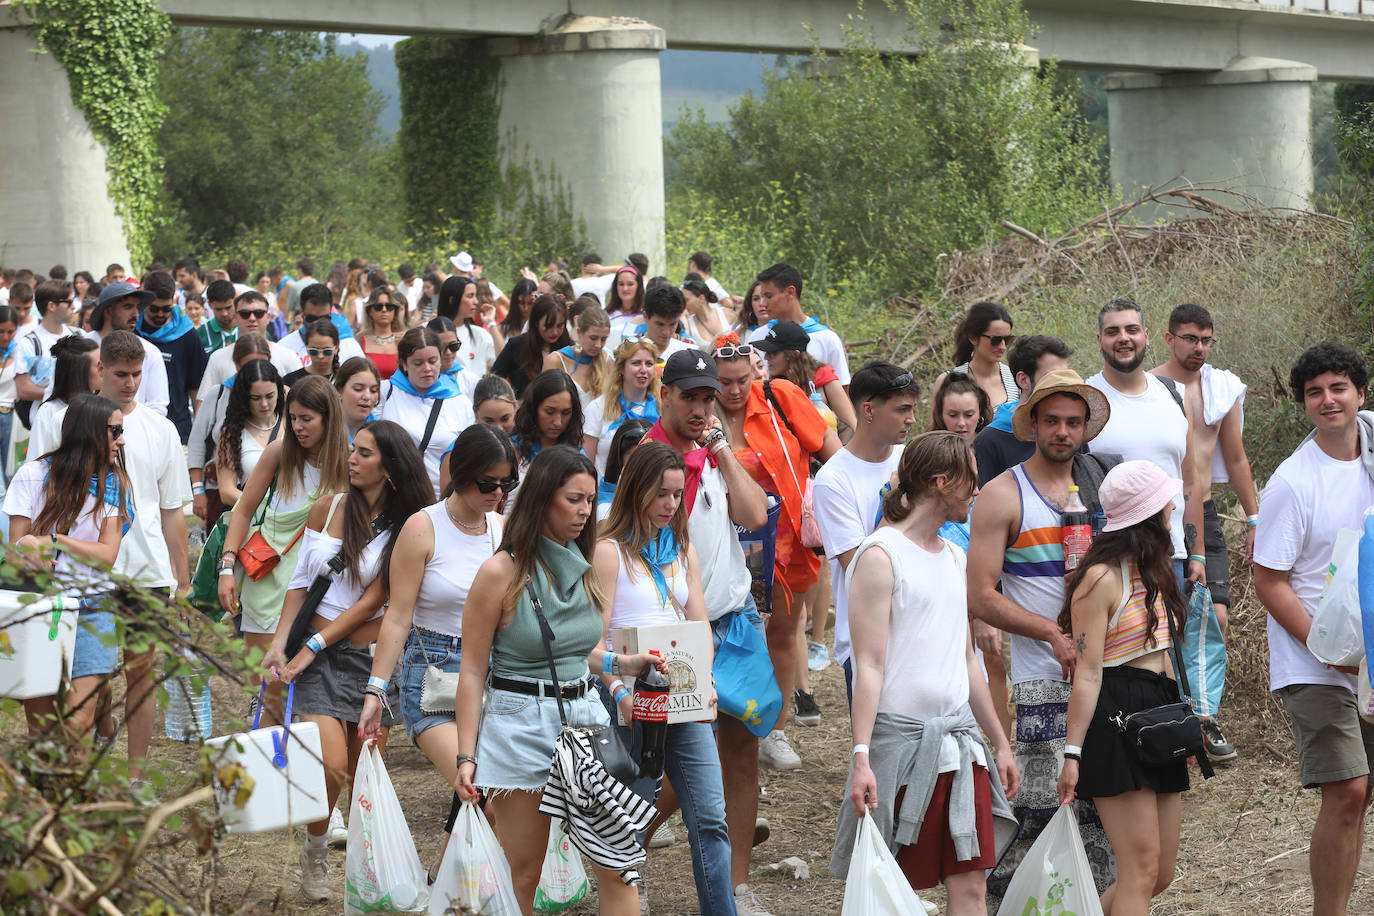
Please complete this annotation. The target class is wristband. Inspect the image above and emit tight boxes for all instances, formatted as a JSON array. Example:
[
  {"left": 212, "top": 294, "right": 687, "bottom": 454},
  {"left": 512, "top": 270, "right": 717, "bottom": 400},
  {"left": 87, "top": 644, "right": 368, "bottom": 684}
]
[
  {"left": 1064, "top": 744, "right": 1082, "bottom": 756},
  {"left": 1063, "top": 751, "right": 1081, "bottom": 762},
  {"left": 218, "top": 566, "right": 234, "bottom": 577},
  {"left": 306, "top": 633, "right": 327, "bottom": 654},
  {"left": 1188, "top": 555, "right": 1206, "bottom": 565},
  {"left": 221, "top": 550, "right": 237, "bottom": 560},
  {"left": 709, "top": 438, "right": 730, "bottom": 456},
  {"left": 193, "top": 484, "right": 206, "bottom": 495},
  {"left": 367, "top": 675, "right": 389, "bottom": 691},
  {"left": 613, "top": 687, "right": 630, "bottom": 705},
  {"left": 1247, "top": 514, "right": 1260, "bottom": 527},
  {"left": 852, "top": 744, "right": 869, "bottom": 757},
  {"left": 363, "top": 683, "right": 388, "bottom": 701},
  {"left": 603, "top": 652, "right": 616, "bottom": 675},
  {"left": 457, "top": 753, "right": 477, "bottom": 768},
  {"left": 609, "top": 679, "right": 626, "bottom": 694}
]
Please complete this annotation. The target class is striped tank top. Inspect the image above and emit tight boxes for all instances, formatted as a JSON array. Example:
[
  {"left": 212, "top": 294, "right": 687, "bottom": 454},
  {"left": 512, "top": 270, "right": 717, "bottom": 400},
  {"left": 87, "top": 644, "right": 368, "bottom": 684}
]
[
  {"left": 1002, "top": 465, "right": 1070, "bottom": 685},
  {"left": 1103, "top": 557, "right": 1172, "bottom": 666}
]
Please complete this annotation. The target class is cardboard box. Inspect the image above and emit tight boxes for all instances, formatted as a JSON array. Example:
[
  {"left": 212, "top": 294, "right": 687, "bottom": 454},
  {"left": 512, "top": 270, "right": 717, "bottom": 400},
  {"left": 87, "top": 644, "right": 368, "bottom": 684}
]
[{"left": 610, "top": 620, "right": 713, "bottom": 725}]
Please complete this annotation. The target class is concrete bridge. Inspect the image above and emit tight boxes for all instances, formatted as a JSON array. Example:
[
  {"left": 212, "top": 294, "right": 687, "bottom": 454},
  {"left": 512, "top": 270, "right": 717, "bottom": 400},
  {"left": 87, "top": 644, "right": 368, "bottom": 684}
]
[{"left": 4, "top": 0, "right": 1373, "bottom": 272}]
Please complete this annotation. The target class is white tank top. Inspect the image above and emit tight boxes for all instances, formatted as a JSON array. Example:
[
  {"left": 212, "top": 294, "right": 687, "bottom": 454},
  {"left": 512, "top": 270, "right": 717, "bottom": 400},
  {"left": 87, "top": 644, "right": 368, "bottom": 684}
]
[
  {"left": 603, "top": 543, "right": 690, "bottom": 648},
  {"left": 410, "top": 503, "right": 503, "bottom": 636},
  {"left": 286, "top": 519, "right": 391, "bottom": 622},
  {"left": 239, "top": 427, "right": 270, "bottom": 485},
  {"left": 272, "top": 461, "right": 322, "bottom": 514}
]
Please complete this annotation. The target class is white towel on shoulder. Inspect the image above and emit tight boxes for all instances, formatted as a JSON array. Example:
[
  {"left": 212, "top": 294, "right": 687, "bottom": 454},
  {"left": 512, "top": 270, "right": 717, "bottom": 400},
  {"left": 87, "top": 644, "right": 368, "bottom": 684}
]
[{"left": 1200, "top": 365, "right": 1246, "bottom": 483}]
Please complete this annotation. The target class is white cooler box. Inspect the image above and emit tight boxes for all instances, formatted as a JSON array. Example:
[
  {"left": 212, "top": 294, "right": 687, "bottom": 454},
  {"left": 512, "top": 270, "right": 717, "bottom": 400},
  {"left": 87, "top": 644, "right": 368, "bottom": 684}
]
[
  {"left": 207, "top": 683, "right": 328, "bottom": 833},
  {"left": 0, "top": 592, "right": 79, "bottom": 700}
]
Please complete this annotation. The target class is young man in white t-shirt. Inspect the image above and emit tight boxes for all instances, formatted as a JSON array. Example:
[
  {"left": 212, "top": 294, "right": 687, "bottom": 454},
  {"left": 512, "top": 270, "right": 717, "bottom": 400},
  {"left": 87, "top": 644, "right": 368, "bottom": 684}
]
[
  {"left": 14, "top": 279, "right": 84, "bottom": 408},
  {"left": 98, "top": 331, "right": 194, "bottom": 784},
  {"left": 1255, "top": 342, "right": 1374, "bottom": 916},
  {"left": 197, "top": 291, "right": 303, "bottom": 404},
  {"left": 813, "top": 361, "right": 918, "bottom": 694},
  {"left": 837, "top": 431, "right": 1017, "bottom": 907},
  {"left": 745, "top": 262, "right": 851, "bottom": 385}
]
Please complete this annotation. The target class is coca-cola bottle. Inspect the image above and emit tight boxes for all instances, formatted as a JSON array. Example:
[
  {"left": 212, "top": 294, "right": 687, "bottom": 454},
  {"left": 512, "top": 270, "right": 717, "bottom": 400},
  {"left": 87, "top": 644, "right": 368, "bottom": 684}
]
[
  {"left": 634, "top": 650, "right": 670, "bottom": 779},
  {"left": 1062, "top": 485, "right": 1092, "bottom": 574}
]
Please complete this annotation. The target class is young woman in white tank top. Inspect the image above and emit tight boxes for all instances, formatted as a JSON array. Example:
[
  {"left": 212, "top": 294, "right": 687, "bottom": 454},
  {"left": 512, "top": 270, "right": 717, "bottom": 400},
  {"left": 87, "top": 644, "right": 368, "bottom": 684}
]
[{"left": 592, "top": 441, "right": 737, "bottom": 914}]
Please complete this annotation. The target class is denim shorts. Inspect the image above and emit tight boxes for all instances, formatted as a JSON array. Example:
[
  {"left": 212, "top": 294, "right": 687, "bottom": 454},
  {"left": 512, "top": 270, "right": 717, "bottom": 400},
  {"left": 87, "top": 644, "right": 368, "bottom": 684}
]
[
  {"left": 474, "top": 669, "right": 608, "bottom": 792},
  {"left": 399, "top": 627, "right": 462, "bottom": 742},
  {"left": 71, "top": 599, "right": 117, "bottom": 680}
]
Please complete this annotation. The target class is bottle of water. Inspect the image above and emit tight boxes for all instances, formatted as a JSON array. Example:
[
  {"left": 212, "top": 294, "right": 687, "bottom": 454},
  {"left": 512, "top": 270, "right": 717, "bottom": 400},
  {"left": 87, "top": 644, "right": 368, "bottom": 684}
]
[{"left": 164, "top": 649, "right": 213, "bottom": 740}]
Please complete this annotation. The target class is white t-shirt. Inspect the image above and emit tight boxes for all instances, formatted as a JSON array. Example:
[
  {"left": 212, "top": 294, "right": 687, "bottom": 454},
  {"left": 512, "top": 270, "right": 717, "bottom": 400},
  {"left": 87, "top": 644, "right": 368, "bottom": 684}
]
[
  {"left": 682, "top": 305, "right": 731, "bottom": 349},
  {"left": 28, "top": 398, "right": 67, "bottom": 459},
  {"left": 747, "top": 320, "right": 851, "bottom": 385},
  {"left": 398, "top": 278, "right": 424, "bottom": 313},
  {"left": 582, "top": 396, "right": 628, "bottom": 479},
  {"left": 852, "top": 527, "right": 983, "bottom": 772},
  {"left": 704, "top": 276, "right": 730, "bottom": 305},
  {"left": 813, "top": 445, "right": 903, "bottom": 666},
  {"left": 1087, "top": 372, "right": 1188, "bottom": 559},
  {"left": 3, "top": 458, "right": 119, "bottom": 588},
  {"left": 1255, "top": 437, "right": 1374, "bottom": 692},
  {"left": 15, "top": 324, "right": 82, "bottom": 381},
  {"left": 689, "top": 462, "right": 752, "bottom": 621},
  {"left": 380, "top": 390, "right": 475, "bottom": 498},
  {"left": 200, "top": 341, "right": 302, "bottom": 393},
  {"left": 572, "top": 274, "right": 615, "bottom": 305},
  {"left": 84, "top": 330, "right": 170, "bottom": 417},
  {"left": 113, "top": 402, "right": 192, "bottom": 588},
  {"left": 452, "top": 323, "right": 496, "bottom": 374},
  {"left": 278, "top": 326, "right": 365, "bottom": 365}
]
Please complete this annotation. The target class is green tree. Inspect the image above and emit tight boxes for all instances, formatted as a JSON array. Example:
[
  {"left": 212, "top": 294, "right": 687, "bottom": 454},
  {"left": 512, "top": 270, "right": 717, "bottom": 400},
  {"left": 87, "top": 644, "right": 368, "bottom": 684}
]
[
  {"left": 154, "top": 28, "right": 392, "bottom": 257},
  {"left": 667, "top": 0, "right": 1105, "bottom": 301}
]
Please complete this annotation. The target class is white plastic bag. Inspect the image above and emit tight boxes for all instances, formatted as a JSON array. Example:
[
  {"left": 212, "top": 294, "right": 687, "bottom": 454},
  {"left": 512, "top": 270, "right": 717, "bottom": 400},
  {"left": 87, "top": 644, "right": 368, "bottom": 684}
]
[
  {"left": 533, "top": 822, "right": 589, "bottom": 914},
  {"left": 1359, "top": 659, "right": 1374, "bottom": 724},
  {"left": 1309, "top": 528, "right": 1363, "bottom": 667},
  {"left": 997, "top": 803, "right": 1105, "bottom": 916},
  {"left": 345, "top": 743, "right": 428, "bottom": 915},
  {"left": 841, "top": 813, "right": 931, "bottom": 915},
  {"left": 427, "top": 801, "right": 522, "bottom": 916}
]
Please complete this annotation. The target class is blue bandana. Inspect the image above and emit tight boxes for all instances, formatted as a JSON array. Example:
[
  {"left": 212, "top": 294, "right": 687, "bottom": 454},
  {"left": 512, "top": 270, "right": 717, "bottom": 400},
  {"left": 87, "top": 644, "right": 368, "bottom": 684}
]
[
  {"left": 609, "top": 393, "right": 658, "bottom": 432},
  {"left": 598, "top": 479, "right": 617, "bottom": 507},
  {"left": 91, "top": 472, "right": 135, "bottom": 537},
  {"left": 0, "top": 339, "right": 14, "bottom": 361},
  {"left": 297, "top": 312, "right": 355, "bottom": 342},
  {"left": 637, "top": 527, "right": 681, "bottom": 608},
  {"left": 557, "top": 345, "right": 593, "bottom": 367},
  {"left": 988, "top": 400, "right": 1015, "bottom": 434},
  {"left": 389, "top": 369, "right": 459, "bottom": 401},
  {"left": 766, "top": 315, "right": 830, "bottom": 334},
  {"left": 137, "top": 305, "right": 195, "bottom": 343}
]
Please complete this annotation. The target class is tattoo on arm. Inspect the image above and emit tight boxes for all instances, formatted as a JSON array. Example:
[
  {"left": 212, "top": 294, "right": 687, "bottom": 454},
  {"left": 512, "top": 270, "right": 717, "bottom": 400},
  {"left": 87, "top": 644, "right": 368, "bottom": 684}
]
[
  {"left": 1076, "top": 633, "right": 1086, "bottom": 657},
  {"left": 1185, "top": 523, "right": 1198, "bottom": 556}
]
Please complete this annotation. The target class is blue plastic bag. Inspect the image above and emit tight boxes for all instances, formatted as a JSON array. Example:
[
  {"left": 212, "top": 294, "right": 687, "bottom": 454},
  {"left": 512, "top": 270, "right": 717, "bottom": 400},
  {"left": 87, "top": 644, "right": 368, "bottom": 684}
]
[
  {"left": 713, "top": 609, "right": 783, "bottom": 738},
  {"left": 1358, "top": 513, "right": 1374, "bottom": 693},
  {"left": 1175, "top": 582, "right": 1226, "bottom": 717}
]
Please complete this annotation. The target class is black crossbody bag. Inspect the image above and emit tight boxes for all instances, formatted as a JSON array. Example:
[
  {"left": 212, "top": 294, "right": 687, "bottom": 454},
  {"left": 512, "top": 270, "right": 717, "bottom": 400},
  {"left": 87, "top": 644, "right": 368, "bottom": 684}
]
[
  {"left": 525, "top": 579, "right": 638, "bottom": 785},
  {"left": 1110, "top": 579, "right": 1215, "bottom": 780},
  {"left": 283, "top": 510, "right": 392, "bottom": 657}
]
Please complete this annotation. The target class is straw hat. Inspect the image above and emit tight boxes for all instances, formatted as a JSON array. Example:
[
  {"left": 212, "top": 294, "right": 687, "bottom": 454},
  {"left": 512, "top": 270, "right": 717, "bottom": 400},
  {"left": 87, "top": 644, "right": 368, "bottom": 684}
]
[{"left": 1011, "top": 369, "right": 1111, "bottom": 443}]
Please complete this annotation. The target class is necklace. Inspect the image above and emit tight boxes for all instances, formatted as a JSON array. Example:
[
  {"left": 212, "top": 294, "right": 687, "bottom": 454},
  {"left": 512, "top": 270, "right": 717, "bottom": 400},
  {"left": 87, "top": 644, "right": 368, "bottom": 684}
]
[
  {"left": 373, "top": 334, "right": 396, "bottom": 345},
  {"left": 445, "top": 497, "right": 486, "bottom": 534},
  {"left": 247, "top": 418, "right": 276, "bottom": 433}
]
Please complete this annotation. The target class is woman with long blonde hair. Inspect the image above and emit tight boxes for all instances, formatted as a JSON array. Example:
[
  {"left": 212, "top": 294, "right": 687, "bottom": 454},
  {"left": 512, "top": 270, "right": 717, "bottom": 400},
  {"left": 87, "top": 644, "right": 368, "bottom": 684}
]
[{"left": 582, "top": 337, "right": 661, "bottom": 477}]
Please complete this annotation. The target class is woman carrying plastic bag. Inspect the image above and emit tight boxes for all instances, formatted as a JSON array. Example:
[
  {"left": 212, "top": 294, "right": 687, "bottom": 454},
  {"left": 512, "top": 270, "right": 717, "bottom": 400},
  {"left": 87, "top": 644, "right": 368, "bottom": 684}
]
[
  {"left": 345, "top": 742, "right": 428, "bottom": 915},
  {"left": 996, "top": 804, "right": 1104, "bottom": 916},
  {"left": 428, "top": 802, "right": 521, "bottom": 916}
]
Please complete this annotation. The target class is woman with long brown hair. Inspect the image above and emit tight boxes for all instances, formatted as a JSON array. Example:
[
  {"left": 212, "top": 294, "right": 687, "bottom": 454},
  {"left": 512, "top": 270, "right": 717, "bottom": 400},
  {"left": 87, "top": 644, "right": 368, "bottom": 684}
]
[
  {"left": 544, "top": 304, "right": 611, "bottom": 406},
  {"left": 490, "top": 293, "right": 571, "bottom": 399},
  {"left": 214, "top": 360, "right": 285, "bottom": 509}
]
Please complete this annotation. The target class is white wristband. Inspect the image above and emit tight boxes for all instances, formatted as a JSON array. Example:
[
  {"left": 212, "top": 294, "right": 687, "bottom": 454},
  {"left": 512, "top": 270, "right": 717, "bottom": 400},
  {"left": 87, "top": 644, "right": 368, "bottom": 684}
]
[
  {"left": 852, "top": 744, "right": 869, "bottom": 757},
  {"left": 609, "top": 679, "right": 626, "bottom": 694},
  {"left": 1064, "top": 744, "right": 1082, "bottom": 756}
]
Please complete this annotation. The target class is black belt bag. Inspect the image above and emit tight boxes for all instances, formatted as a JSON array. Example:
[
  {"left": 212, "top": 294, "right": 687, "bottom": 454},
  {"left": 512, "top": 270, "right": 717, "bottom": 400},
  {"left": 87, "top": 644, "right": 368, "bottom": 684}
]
[{"left": 1110, "top": 602, "right": 1215, "bottom": 780}]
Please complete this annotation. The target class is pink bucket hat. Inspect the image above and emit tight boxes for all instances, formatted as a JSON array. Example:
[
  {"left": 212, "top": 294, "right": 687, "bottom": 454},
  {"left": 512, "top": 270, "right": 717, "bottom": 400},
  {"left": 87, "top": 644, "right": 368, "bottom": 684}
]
[{"left": 1099, "top": 460, "right": 1182, "bottom": 532}]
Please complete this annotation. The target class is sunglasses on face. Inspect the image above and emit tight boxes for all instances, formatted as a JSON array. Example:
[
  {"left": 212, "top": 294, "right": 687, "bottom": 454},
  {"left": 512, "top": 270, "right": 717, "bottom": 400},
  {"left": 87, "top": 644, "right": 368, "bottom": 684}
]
[
  {"left": 370, "top": 302, "right": 397, "bottom": 312},
  {"left": 980, "top": 334, "right": 1016, "bottom": 347},
  {"left": 238, "top": 309, "right": 267, "bottom": 320},
  {"left": 444, "top": 342, "right": 461, "bottom": 354},
  {"left": 307, "top": 347, "right": 335, "bottom": 358},
  {"left": 474, "top": 477, "right": 518, "bottom": 494},
  {"left": 713, "top": 344, "right": 755, "bottom": 359},
  {"left": 107, "top": 424, "right": 124, "bottom": 439},
  {"left": 144, "top": 304, "right": 174, "bottom": 316}
]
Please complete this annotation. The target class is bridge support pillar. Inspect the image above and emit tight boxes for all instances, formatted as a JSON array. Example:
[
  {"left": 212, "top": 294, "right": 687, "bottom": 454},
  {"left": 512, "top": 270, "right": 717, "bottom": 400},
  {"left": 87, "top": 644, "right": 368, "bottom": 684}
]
[
  {"left": 0, "top": 28, "right": 130, "bottom": 271},
  {"left": 1104, "top": 57, "right": 1316, "bottom": 213},
  {"left": 490, "top": 17, "right": 665, "bottom": 268}
]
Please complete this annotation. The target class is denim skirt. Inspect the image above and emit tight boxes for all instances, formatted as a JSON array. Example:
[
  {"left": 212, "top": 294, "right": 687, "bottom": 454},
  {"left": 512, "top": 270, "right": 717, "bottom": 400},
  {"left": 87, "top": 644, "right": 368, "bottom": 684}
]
[{"left": 474, "top": 669, "right": 607, "bottom": 792}]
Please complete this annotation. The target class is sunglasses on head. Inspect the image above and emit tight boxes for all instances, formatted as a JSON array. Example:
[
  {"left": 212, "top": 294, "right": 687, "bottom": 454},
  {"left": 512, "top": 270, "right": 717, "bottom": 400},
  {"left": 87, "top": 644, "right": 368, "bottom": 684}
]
[
  {"left": 238, "top": 309, "right": 267, "bottom": 320},
  {"left": 107, "top": 424, "right": 124, "bottom": 439},
  {"left": 474, "top": 477, "right": 518, "bottom": 494},
  {"left": 370, "top": 302, "right": 397, "bottom": 312},
  {"left": 980, "top": 333, "right": 1016, "bottom": 347},
  {"left": 307, "top": 347, "right": 335, "bottom": 358},
  {"left": 882, "top": 372, "right": 915, "bottom": 393},
  {"left": 713, "top": 344, "right": 755, "bottom": 359}
]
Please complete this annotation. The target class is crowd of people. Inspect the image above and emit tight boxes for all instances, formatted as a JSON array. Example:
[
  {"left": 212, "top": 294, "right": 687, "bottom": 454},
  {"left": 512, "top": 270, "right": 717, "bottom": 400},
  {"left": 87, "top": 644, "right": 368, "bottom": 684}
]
[{"left": 2, "top": 247, "right": 1370, "bottom": 916}]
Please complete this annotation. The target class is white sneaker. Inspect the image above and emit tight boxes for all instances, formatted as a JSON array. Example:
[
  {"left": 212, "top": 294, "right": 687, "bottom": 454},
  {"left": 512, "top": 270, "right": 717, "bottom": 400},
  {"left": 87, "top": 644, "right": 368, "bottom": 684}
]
[
  {"left": 300, "top": 843, "right": 331, "bottom": 901},
  {"left": 734, "top": 883, "right": 776, "bottom": 916},
  {"left": 327, "top": 807, "right": 348, "bottom": 847},
  {"left": 647, "top": 824, "right": 676, "bottom": 849},
  {"left": 758, "top": 730, "right": 801, "bottom": 770}
]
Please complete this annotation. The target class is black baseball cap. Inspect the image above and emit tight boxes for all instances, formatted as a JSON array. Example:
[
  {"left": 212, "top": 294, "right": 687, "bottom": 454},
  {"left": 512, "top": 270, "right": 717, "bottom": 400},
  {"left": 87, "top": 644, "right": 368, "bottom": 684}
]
[
  {"left": 661, "top": 348, "right": 721, "bottom": 392},
  {"left": 753, "top": 320, "right": 810, "bottom": 354}
]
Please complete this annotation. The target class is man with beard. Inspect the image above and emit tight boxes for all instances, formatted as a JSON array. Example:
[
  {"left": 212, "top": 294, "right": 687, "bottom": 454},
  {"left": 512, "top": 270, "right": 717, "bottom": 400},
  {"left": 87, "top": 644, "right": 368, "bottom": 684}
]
[
  {"left": 967, "top": 370, "right": 1120, "bottom": 908},
  {"left": 1087, "top": 298, "right": 1206, "bottom": 592},
  {"left": 1148, "top": 303, "right": 1253, "bottom": 764}
]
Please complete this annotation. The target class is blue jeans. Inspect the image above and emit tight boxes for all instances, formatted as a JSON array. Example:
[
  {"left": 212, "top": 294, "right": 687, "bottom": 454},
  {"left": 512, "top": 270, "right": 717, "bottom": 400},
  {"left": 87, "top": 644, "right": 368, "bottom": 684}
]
[{"left": 599, "top": 684, "right": 737, "bottom": 915}]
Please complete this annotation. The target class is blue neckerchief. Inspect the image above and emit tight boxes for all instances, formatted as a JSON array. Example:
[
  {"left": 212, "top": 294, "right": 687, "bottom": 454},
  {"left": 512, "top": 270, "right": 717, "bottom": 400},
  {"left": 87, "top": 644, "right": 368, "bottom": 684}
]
[
  {"left": 557, "top": 345, "right": 592, "bottom": 367},
  {"left": 598, "top": 479, "right": 617, "bottom": 507},
  {"left": 389, "top": 369, "right": 458, "bottom": 400},
  {"left": 222, "top": 373, "right": 236, "bottom": 390},
  {"left": 511, "top": 435, "right": 542, "bottom": 460},
  {"left": 767, "top": 315, "right": 830, "bottom": 334},
  {"left": 609, "top": 393, "right": 658, "bottom": 432},
  {"left": 297, "top": 312, "right": 355, "bottom": 342},
  {"left": 346, "top": 411, "right": 382, "bottom": 445},
  {"left": 90, "top": 472, "right": 135, "bottom": 537},
  {"left": 0, "top": 339, "right": 14, "bottom": 361},
  {"left": 637, "top": 527, "right": 680, "bottom": 608},
  {"left": 872, "top": 480, "right": 973, "bottom": 551},
  {"left": 137, "top": 305, "right": 195, "bottom": 343},
  {"left": 988, "top": 400, "right": 1015, "bottom": 434}
]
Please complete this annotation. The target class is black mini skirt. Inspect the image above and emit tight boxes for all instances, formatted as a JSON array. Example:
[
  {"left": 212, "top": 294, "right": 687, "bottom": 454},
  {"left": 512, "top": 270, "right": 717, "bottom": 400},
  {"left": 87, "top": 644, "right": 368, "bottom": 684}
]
[{"left": 1078, "top": 665, "right": 1190, "bottom": 799}]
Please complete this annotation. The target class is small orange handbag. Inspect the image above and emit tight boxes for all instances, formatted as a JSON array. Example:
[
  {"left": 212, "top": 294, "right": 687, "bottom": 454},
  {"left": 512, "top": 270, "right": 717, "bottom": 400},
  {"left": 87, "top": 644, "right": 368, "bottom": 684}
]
[{"left": 237, "top": 472, "right": 306, "bottom": 581}]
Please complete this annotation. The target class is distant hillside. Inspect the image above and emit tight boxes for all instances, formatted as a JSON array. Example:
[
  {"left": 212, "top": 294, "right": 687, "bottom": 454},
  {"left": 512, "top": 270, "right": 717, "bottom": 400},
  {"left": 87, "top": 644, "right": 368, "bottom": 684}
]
[{"left": 337, "top": 39, "right": 771, "bottom": 136}]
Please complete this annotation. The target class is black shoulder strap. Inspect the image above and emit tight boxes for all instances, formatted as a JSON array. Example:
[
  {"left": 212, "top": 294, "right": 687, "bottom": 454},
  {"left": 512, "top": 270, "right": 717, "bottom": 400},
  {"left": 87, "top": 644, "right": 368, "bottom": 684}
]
[
  {"left": 418, "top": 397, "right": 445, "bottom": 452},
  {"left": 525, "top": 577, "right": 570, "bottom": 727},
  {"left": 324, "top": 511, "right": 392, "bottom": 575},
  {"left": 1154, "top": 374, "right": 1186, "bottom": 417},
  {"left": 267, "top": 415, "right": 282, "bottom": 445}
]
